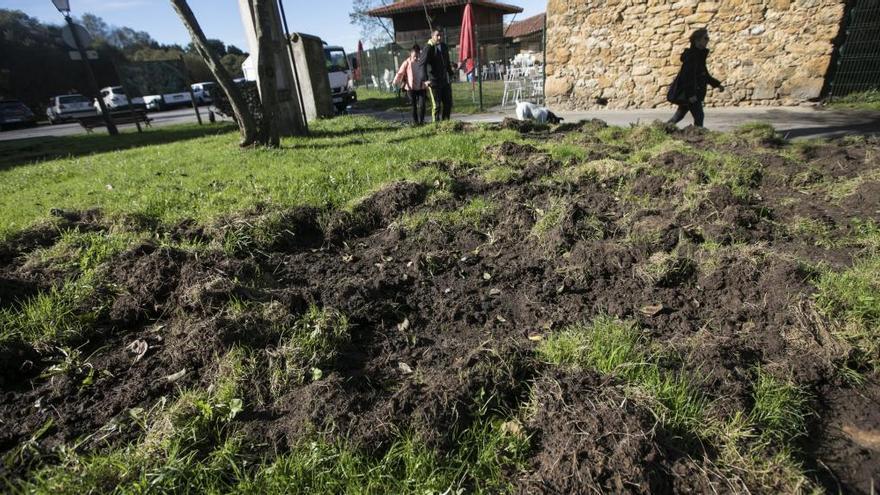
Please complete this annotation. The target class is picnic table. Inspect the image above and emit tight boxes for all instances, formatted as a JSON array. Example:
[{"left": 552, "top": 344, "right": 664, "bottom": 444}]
[{"left": 77, "top": 110, "right": 151, "bottom": 132}]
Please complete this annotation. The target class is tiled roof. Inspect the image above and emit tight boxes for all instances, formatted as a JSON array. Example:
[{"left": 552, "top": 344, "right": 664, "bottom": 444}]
[
  {"left": 504, "top": 13, "right": 545, "bottom": 39},
  {"left": 367, "top": 0, "right": 523, "bottom": 17}
]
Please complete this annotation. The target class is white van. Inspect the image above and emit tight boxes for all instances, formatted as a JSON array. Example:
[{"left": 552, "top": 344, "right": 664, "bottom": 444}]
[
  {"left": 324, "top": 46, "right": 357, "bottom": 112},
  {"left": 47, "top": 94, "right": 97, "bottom": 124},
  {"left": 95, "top": 86, "right": 145, "bottom": 111},
  {"left": 142, "top": 91, "right": 192, "bottom": 111},
  {"left": 191, "top": 82, "right": 217, "bottom": 105}
]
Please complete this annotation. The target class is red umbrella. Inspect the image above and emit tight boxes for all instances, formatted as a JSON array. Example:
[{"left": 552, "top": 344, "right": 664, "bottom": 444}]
[
  {"left": 459, "top": 3, "right": 475, "bottom": 75},
  {"left": 356, "top": 40, "right": 364, "bottom": 81}
]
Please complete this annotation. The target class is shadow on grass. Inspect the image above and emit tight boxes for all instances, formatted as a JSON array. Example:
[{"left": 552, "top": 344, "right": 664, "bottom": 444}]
[{"left": 0, "top": 123, "right": 238, "bottom": 171}]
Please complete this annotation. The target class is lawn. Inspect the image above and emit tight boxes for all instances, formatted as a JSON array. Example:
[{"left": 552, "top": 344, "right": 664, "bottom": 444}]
[
  {"left": 0, "top": 117, "right": 518, "bottom": 241},
  {"left": 1, "top": 117, "right": 879, "bottom": 493},
  {"left": 827, "top": 89, "right": 880, "bottom": 110}
]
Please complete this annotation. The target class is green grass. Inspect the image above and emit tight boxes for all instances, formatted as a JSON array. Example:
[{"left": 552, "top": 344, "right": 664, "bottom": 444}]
[
  {"left": 749, "top": 368, "right": 809, "bottom": 443},
  {"left": 536, "top": 315, "right": 706, "bottom": 432},
  {"left": 268, "top": 305, "right": 350, "bottom": 394},
  {"left": 0, "top": 117, "right": 519, "bottom": 242},
  {"left": 0, "top": 280, "right": 99, "bottom": 351},
  {"left": 537, "top": 315, "right": 815, "bottom": 491},
  {"left": 827, "top": 89, "right": 880, "bottom": 111},
  {"left": 815, "top": 255, "right": 880, "bottom": 369},
  {"left": 399, "top": 197, "right": 496, "bottom": 232}
]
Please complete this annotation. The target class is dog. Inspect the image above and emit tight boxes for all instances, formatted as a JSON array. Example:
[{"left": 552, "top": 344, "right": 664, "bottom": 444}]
[{"left": 515, "top": 101, "right": 563, "bottom": 124}]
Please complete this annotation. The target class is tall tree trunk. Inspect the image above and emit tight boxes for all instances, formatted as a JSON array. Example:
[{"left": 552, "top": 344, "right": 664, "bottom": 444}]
[
  {"left": 250, "top": 0, "right": 280, "bottom": 147},
  {"left": 170, "top": 0, "right": 260, "bottom": 147}
]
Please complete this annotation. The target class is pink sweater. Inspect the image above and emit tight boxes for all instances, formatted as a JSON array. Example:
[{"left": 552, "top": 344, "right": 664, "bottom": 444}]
[{"left": 394, "top": 57, "right": 426, "bottom": 91}]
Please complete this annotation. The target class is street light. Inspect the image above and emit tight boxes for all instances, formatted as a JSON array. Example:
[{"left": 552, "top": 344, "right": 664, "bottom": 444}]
[
  {"left": 51, "top": 0, "right": 71, "bottom": 16},
  {"left": 51, "top": 0, "right": 118, "bottom": 135}
]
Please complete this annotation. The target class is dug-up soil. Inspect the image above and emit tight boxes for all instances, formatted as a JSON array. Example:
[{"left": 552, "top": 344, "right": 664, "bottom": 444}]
[{"left": 1, "top": 121, "right": 879, "bottom": 493}]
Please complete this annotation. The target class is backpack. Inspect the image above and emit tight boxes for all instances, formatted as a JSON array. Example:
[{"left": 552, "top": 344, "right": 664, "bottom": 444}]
[{"left": 666, "top": 73, "right": 688, "bottom": 105}]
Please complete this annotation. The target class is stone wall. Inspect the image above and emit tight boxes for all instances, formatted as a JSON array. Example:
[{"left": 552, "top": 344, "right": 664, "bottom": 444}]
[{"left": 545, "top": 0, "right": 846, "bottom": 109}]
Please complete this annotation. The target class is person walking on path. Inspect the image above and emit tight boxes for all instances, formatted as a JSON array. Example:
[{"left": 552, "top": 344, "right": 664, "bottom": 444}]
[
  {"left": 667, "top": 28, "right": 724, "bottom": 127},
  {"left": 421, "top": 28, "right": 456, "bottom": 122},
  {"left": 394, "top": 44, "right": 428, "bottom": 126}
]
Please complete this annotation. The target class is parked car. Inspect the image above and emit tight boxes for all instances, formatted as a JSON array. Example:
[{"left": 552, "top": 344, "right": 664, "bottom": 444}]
[
  {"left": 191, "top": 82, "right": 216, "bottom": 105},
  {"left": 95, "top": 86, "right": 145, "bottom": 111},
  {"left": 142, "top": 90, "right": 192, "bottom": 111},
  {"left": 324, "top": 45, "right": 357, "bottom": 112},
  {"left": 46, "top": 94, "right": 97, "bottom": 124},
  {"left": 0, "top": 99, "right": 38, "bottom": 130}
]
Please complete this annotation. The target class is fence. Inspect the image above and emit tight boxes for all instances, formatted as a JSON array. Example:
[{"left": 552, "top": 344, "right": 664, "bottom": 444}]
[
  {"left": 829, "top": 0, "right": 880, "bottom": 99},
  {"left": 355, "top": 19, "right": 547, "bottom": 114}
]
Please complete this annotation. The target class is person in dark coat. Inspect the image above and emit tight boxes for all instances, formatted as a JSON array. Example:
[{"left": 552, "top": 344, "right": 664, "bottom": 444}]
[
  {"left": 420, "top": 28, "right": 456, "bottom": 121},
  {"left": 667, "top": 28, "right": 724, "bottom": 127}
]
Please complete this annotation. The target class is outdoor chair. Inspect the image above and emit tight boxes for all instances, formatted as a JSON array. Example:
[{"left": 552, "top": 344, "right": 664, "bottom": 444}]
[{"left": 501, "top": 71, "right": 524, "bottom": 107}]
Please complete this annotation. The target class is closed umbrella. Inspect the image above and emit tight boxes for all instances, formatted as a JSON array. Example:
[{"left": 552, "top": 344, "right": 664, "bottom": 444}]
[
  {"left": 356, "top": 40, "right": 364, "bottom": 83},
  {"left": 459, "top": 2, "right": 480, "bottom": 106}
]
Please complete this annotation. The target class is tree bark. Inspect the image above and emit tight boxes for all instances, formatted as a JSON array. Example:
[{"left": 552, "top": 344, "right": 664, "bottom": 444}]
[
  {"left": 250, "top": 0, "right": 280, "bottom": 147},
  {"left": 170, "top": 0, "right": 260, "bottom": 147}
]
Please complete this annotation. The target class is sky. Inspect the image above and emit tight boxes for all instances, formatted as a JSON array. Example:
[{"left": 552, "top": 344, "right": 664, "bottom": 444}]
[{"left": 2, "top": 0, "right": 549, "bottom": 54}]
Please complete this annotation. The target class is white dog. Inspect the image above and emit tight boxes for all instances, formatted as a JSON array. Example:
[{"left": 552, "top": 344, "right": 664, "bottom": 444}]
[{"left": 515, "top": 101, "right": 563, "bottom": 124}]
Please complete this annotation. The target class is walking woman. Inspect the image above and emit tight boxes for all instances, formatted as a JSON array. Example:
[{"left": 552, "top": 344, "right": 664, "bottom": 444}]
[
  {"left": 394, "top": 44, "right": 428, "bottom": 125},
  {"left": 667, "top": 28, "right": 724, "bottom": 127}
]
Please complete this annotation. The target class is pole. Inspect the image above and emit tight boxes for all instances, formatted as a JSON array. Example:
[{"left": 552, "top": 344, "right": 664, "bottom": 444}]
[
  {"left": 541, "top": 14, "right": 547, "bottom": 104},
  {"left": 179, "top": 55, "right": 203, "bottom": 125},
  {"left": 67, "top": 15, "right": 117, "bottom": 135},
  {"left": 277, "top": 0, "right": 309, "bottom": 133},
  {"left": 476, "top": 25, "right": 483, "bottom": 112}
]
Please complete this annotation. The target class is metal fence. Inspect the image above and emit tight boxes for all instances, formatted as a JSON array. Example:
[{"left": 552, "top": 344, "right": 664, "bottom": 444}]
[
  {"left": 829, "top": 0, "right": 880, "bottom": 98},
  {"left": 355, "top": 20, "right": 547, "bottom": 112}
]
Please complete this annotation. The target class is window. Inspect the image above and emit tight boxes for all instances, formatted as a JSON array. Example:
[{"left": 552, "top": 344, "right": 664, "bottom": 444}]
[
  {"left": 324, "top": 49, "right": 349, "bottom": 73},
  {"left": 59, "top": 95, "right": 91, "bottom": 104}
]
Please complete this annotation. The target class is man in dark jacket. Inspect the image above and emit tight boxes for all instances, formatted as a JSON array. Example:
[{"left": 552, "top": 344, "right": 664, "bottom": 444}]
[
  {"left": 667, "top": 28, "right": 724, "bottom": 127},
  {"left": 420, "top": 28, "right": 456, "bottom": 121}
]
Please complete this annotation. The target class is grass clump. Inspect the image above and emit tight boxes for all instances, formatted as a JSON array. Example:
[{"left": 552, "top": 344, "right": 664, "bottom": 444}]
[
  {"left": 30, "top": 229, "right": 139, "bottom": 274},
  {"left": 695, "top": 150, "right": 763, "bottom": 199},
  {"left": 749, "top": 368, "right": 809, "bottom": 443},
  {"left": 815, "top": 255, "right": 880, "bottom": 369},
  {"left": 529, "top": 197, "right": 567, "bottom": 240},
  {"left": 268, "top": 305, "right": 350, "bottom": 394},
  {"left": 733, "top": 122, "right": 784, "bottom": 146},
  {"left": 536, "top": 315, "right": 706, "bottom": 432},
  {"left": 634, "top": 251, "right": 695, "bottom": 287},
  {"left": 0, "top": 281, "right": 98, "bottom": 351},
  {"left": 400, "top": 197, "right": 496, "bottom": 232},
  {"left": 480, "top": 165, "right": 519, "bottom": 183}
]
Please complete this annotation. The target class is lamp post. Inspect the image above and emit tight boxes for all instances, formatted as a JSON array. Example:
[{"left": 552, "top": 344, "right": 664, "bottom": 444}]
[{"left": 53, "top": 0, "right": 118, "bottom": 135}]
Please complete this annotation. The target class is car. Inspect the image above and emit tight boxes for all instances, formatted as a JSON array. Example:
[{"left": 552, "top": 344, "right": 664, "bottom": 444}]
[
  {"left": 95, "top": 86, "right": 145, "bottom": 111},
  {"left": 0, "top": 99, "right": 38, "bottom": 130},
  {"left": 142, "top": 91, "right": 192, "bottom": 111},
  {"left": 46, "top": 94, "right": 97, "bottom": 124},
  {"left": 191, "top": 82, "right": 217, "bottom": 105}
]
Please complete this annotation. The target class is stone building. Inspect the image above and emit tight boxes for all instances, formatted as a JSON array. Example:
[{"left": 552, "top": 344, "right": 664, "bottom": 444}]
[{"left": 544, "top": 0, "right": 847, "bottom": 109}]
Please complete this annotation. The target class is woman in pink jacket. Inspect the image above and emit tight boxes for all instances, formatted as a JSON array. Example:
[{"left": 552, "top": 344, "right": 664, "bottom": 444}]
[{"left": 394, "top": 44, "right": 427, "bottom": 126}]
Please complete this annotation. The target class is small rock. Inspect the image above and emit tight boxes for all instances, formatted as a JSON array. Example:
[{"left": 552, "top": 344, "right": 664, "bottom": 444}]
[{"left": 397, "top": 362, "right": 413, "bottom": 374}]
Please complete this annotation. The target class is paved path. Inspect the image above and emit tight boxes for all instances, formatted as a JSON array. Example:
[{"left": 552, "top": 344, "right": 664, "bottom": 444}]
[{"left": 363, "top": 105, "right": 880, "bottom": 140}]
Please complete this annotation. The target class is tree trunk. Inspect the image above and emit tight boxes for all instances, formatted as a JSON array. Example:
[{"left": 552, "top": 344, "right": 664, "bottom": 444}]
[
  {"left": 170, "top": 0, "right": 260, "bottom": 147},
  {"left": 250, "top": 0, "right": 280, "bottom": 147}
]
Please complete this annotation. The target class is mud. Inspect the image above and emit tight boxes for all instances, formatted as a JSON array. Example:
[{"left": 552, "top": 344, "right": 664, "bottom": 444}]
[{"left": 1, "top": 123, "right": 879, "bottom": 492}]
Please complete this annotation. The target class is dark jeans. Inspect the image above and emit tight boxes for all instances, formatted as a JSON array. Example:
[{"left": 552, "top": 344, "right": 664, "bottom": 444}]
[
  {"left": 409, "top": 89, "right": 426, "bottom": 125},
  {"left": 428, "top": 84, "right": 453, "bottom": 121},
  {"left": 668, "top": 101, "right": 705, "bottom": 127}
]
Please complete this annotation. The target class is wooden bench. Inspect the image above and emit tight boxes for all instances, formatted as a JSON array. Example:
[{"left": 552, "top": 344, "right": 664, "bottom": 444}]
[{"left": 77, "top": 110, "right": 152, "bottom": 132}]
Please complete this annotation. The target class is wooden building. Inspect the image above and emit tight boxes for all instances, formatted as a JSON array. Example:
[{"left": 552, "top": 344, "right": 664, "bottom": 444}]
[{"left": 367, "top": 0, "right": 523, "bottom": 46}]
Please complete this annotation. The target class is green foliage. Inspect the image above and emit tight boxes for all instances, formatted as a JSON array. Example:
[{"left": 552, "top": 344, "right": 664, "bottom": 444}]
[{"left": 815, "top": 255, "right": 880, "bottom": 369}]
